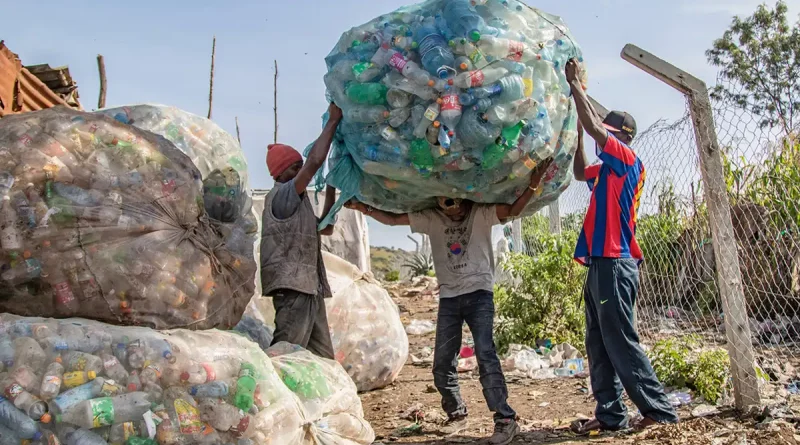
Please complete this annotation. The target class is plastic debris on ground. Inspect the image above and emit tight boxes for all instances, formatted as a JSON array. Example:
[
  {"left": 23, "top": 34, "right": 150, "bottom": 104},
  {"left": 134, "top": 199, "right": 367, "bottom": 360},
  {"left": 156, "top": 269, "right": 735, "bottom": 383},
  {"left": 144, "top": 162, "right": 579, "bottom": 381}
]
[
  {"left": 266, "top": 342, "right": 376, "bottom": 444},
  {"left": 0, "top": 108, "right": 255, "bottom": 329},
  {"left": 95, "top": 104, "right": 258, "bottom": 259},
  {"left": 410, "top": 347, "right": 434, "bottom": 366},
  {"left": 405, "top": 320, "right": 436, "bottom": 336},
  {"left": 0, "top": 314, "right": 314, "bottom": 444},
  {"left": 318, "top": 0, "right": 586, "bottom": 226},
  {"left": 456, "top": 356, "right": 478, "bottom": 373},
  {"left": 324, "top": 252, "right": 408, "bottom": 392},
  {"left": 667, "top": 391, "right": 693, "bottom": 407}
]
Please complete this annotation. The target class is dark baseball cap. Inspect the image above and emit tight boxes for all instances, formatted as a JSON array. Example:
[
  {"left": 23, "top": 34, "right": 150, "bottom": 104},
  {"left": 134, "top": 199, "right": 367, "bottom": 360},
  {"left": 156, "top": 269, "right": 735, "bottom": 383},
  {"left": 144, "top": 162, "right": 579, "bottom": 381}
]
[{"left": 602, "top": 111, "right": 637, "bottom": 140}]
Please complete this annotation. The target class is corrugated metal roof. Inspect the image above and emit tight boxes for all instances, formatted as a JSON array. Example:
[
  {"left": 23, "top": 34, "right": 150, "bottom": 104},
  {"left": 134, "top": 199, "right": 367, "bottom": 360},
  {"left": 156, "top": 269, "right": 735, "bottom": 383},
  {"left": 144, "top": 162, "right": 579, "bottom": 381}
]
[
  {"left": 0, "top": 40, "right": 70, "bottom": 117},
  {"left": 25, "top": 63, "right": 81, "bottom": 110}
]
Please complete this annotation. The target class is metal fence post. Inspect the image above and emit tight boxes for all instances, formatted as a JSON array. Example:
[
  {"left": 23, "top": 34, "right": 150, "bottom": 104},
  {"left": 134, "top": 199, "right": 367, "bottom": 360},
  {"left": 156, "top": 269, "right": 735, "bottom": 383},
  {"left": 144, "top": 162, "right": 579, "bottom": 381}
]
[
  {"left": 511, "top": 219, "right": 522, "bottom": 253},
  {"left": 621, "top": 44, "right": 761, "bottom": 409}
]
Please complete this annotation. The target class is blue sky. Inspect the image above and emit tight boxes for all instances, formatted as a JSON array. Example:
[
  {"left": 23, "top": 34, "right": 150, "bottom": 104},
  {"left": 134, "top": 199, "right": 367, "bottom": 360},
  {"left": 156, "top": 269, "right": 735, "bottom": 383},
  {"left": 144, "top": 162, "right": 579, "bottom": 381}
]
[{"left": 4, "top": 0, "right": 797, "bottom": 250}]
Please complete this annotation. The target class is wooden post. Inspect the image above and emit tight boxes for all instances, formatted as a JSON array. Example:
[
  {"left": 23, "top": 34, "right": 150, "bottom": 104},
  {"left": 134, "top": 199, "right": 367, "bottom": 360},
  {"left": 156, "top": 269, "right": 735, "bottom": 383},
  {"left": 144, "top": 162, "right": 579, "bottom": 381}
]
[
  {"left": 96, "top": 55, "right": 107, "bottom": 109},
  {"left": 621, "top": 43, "right": 761, "bottom": 409},
  {"left": 235, "top": 116, "right": 241, "bottom": 145},
  {"left": 207, "top": 36, "right": 216, "bottom": 120},
  {"left": 548, "top": 200, "right": 561, "bottom": 234},
  {"left": 273, "top": 60, "right": 279, "bottom": 144}
]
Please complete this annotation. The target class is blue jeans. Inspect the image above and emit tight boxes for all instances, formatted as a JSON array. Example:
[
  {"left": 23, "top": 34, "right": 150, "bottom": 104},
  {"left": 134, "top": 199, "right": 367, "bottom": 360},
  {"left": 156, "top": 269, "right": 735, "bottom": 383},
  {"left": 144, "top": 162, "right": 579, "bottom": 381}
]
[
  {"left": 433, "top": 290, "right": 516, "bottom": 421},
  {"left": 584, "top": 258, "right": 679, "bottom": 429}
]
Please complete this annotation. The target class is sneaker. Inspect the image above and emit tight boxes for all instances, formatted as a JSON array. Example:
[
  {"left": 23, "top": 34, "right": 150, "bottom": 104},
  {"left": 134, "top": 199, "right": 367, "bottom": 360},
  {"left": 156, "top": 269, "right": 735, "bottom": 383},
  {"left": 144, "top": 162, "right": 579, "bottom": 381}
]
[
  {"left": 438, "top": 416, "right": 469, "bottom": 436},
  {"left": 489, "top": 418, "right": 519, "bottom": 445}
]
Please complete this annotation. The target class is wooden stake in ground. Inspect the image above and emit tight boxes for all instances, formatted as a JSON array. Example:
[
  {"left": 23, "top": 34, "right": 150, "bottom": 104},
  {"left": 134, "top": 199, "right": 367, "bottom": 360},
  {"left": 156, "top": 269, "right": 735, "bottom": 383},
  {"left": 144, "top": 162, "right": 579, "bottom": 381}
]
[
  {"left": 96, "top": 54, "right": 107, "bottom": 109},
  {"left": 208, "top": 36, "right": 216, "bottom": 120},
  {"left": 273, "top": 59, "right": 279, "bottom": 144},
  {"left": 235, "top": 116, "right": 241, "bottom": 145}
]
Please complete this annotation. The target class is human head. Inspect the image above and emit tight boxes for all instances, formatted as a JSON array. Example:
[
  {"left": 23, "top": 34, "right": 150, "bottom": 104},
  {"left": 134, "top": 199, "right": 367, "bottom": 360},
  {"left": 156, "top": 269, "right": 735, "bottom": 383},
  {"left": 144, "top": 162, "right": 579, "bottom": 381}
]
[
  {"left": 602, "top": 111, "right": 637, "bottom": 146},
  {"left": 267, "top": 143, "right": 303, "bottom": 183},
  {"left": 436, "top": 197, "right": 470, "bottom": 220}
]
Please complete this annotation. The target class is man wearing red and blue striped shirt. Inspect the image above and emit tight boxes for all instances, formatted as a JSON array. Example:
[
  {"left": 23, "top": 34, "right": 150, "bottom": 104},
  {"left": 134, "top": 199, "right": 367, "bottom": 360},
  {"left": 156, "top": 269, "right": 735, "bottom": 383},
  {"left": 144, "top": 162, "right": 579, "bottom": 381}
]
[{"left": 566, "top": 59, "right": 678, "bottom": 434}]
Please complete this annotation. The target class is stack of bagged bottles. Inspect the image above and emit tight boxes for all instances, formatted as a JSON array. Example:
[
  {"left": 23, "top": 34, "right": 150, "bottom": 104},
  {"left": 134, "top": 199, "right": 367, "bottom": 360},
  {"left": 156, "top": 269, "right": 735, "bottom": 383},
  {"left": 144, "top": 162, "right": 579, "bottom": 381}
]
[
  {"left": 322, "top": 252, "right": 408, "bottom": 392},
  {"left": 94, "top": 105, "right": 258, "bottom": 259},
  {"left": 322, "top": 0, "right": 585, "bottom": 216},
  {"left": 0, "top": 107, "right": 255, "bottom": 329},
  {"left": 0, "top": 314, "right": 375, "bottom": 445}
]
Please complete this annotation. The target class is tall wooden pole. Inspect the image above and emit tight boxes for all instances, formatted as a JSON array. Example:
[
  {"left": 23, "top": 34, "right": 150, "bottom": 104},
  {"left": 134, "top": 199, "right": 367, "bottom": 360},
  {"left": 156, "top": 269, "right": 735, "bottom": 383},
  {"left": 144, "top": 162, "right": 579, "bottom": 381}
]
[
  {"left": 96, "top": 55, "right": 107, "bottom": 109},
  {"left": 207, "top": 36, "right": 216, "bottom": 120},
  {"left": 273, "top": 60, "right": 279, "bottom": 144}
]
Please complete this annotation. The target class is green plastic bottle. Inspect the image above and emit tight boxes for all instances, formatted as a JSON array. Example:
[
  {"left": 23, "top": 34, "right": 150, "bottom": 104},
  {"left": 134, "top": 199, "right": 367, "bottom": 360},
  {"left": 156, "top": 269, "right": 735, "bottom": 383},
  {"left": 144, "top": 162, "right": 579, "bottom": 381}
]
[
  {"left": 482, "top": 141, "right": 506, "bottom": 170},
  {"left": 44, "top": 180, "right": 75, "bottom": 225},
  {"left": 410, "top": 139, "right": 435, "bottom": 175},
  {"left": 499, "top": 120, "right": 526, "bottom": 149},
  {"left": 234, "top": 362, "right": 257, "bottom": 410},
  {"left": 126, "top": 438, "right": 158, "bottom": 445},
  {"left": 345, "top": 83, "right": 388, "bottom": 105}
]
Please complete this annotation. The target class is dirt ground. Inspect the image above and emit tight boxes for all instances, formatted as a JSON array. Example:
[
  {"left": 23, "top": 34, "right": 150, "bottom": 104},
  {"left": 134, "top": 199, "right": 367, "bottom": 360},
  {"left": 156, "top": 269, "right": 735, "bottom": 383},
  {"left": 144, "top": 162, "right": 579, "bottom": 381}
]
[{"left": 359, "top": 280, "right": 800, "bottom": 445}]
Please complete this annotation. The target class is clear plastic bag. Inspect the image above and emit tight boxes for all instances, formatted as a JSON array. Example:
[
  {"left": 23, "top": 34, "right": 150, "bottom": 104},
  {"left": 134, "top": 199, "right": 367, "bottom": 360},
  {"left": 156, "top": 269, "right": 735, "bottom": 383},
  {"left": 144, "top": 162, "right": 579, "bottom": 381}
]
[
  {"left": 319, "top": 0, "right": 584, "bottom": 225},
  {"left": 323, "top": 252, "right": 408, "bottom": 392},
  {"left": 95, "top": 104, "right": 258, "bottom": 259},
  {"left": 0, "top": 314, "right": 308, "bottom": 444},
  {"left": 267, "top": 342, "right": 375, "bottom": 445},
  {"left": 0, "top": 107, "right": 255, "bottom": 329}
]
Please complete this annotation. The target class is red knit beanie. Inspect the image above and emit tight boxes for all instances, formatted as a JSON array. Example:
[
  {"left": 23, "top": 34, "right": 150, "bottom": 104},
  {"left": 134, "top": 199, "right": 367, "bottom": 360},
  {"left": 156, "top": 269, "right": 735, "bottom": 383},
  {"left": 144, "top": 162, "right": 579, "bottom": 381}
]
[{"left": 266, "top": 143, "right": 303, "bottom": 179}]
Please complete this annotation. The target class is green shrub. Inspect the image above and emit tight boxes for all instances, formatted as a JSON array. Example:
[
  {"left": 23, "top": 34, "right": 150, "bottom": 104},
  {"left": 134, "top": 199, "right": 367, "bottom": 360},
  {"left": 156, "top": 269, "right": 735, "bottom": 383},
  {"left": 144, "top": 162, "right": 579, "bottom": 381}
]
[
  {"left": 494, "top": 229, "right": 586, "bottom": 354},
  {"left": 385, "top": 270, "right": 400, "bottom": 282},
  {"left": 694, "top": 349, "right": 731, "bottom": 404},
  {"left": 648, "top": 335, "right": 732, "bottom": 404}
]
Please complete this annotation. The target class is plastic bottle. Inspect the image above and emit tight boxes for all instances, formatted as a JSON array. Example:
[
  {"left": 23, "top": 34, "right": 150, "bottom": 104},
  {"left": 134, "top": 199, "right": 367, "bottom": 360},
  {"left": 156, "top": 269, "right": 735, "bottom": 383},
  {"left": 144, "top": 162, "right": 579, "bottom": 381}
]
[
  {"left": 353, "top": 61, "right": 382, "bottom": 83},
  {"left": 497, "top": 75, "right": 525, "bottom": 103},
  {"left": 450, "top": 38, "right": 487, "bottom": 69},
  {"left": 13, "top": 337, "right": 46, "bottom": 371},
  {"left": 372, "top": 46, "right": 435, "bottom": 87},
  {"left": 197, "top": 399, "right": 248, "bottom": 434},
  {"left": 40, "top": 361, "right": 65, "bottom": 400},
  {"left": 100, "top": 353, "right": 129, "bottom": 383},
  {"left": 52, "top": 377, "right": 106, "bottom": 413},
  {"left": 0, "top": 196, "right": 22, "bottom": 252},
  {"left": 382, "top": 72, "right": 439, "bottom": 100},
  {"left": 57, "top": 392, "right": 151, "bottom": 429},
  {"left": 108, "top": 421, "right": 148, "bottom": 445},
  {"left": 8, "top": 365, "right": 39, "bottom": 394},
  {"left": 125, "top": 341, "right": 149, "bottom": 370},
  {"left": 3, "top": 380, "right": 50, "bottom": 423},
  {"left": 0, "top": 422, "right": 24, "bottom": 445},
  {"left": 10, "top": 191, "right": 35, "bottom": 229},
  {"left": 477, "top": 36, "right": 537, "bottom": 63},
  {"left": 344, "top": 107, "right": 389, "bottom": 124},
  {"left": 0, "top": 339, "right": 12, "bottom": 369},
  {"left": 482, "top": 141, "right": 507, "bottom": 170},
  {"left": 0, "top": 396, "right": 42, "bottom": 440},
  {"left": 453, "top": 66, "right": 508, "bottom": 89},
  {"left": 189, "top": 381, "right": 229, "bottom": 399},
  {"left": 456, "top": 109, "right": 502, "bottom": 149},
  {"left": 62, "top": 371, "right": 96, "bottom": 390},
  {"left": 345, "top": 83, "right": 388, "bottom": 105},
  {"left": 44, "top": 263, "right": 79, "bottom": 318},
  {"left": 415, "top": 19, "right": 455, "bottom": 78},
  {"left": 500, "top": 121, "right": 527, "bottom": 149},
  {"left": 62, "top": 352, "right": 103, "bottom": 375},
  {"left": 387, "top": 107, "right": 411, "bottom": 128},
  {"left": 180, "top": 363, "right": 217, "bottom": 385},
  {"left": 386, "top": 89, "right": 412, "bottom": 109},
  {"left": 439, "top": 93, "right": 463, "bottom": 130},
  {"left": 63, "top": 427, "right": 107, "bottom": 445},
  {"left": 454, "top": 56, "right": 473, "bottom": 72},
  {"left": 443, "top": 0, "right": 489, "bottom": 42},
  {"left": 1, "top": 257, "right": 42, "bottom": 285},
  {"left": 126, "top": 371, "right": 142, "bottom": 393},
  {"left": 469, "top": 83, "right": 503, "bottom": 100},
  {"left": 380, "top": 126, "right": 410, "bottom": 154},
  {"left": 485, "top": 98, "right": 538, "bottom": 125},
  {"left": 233, "top": 364, "right": 257, "bottom": 411}
]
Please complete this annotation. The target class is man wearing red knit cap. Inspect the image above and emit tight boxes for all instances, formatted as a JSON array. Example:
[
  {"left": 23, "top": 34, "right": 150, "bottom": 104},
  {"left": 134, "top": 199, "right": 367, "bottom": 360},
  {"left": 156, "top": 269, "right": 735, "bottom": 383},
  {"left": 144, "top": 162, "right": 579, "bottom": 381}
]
[{"left": 260, "top": 103, "right": 343, "bottom": 358}]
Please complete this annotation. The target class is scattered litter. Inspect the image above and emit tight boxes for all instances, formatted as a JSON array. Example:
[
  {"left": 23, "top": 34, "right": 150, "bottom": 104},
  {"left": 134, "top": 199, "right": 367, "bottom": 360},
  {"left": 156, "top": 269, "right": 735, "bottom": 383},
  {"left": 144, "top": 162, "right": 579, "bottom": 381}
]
[
  {"left": 554, "top": 358, "right": 585, "bottom": 377},
  {"left": 457, "top": 356, "right": 478, "bottom": 372},
  {"left": 788, "top": 380, "right": 800, "bottom": 395},
  {"left": 543, "top": 343, "right": 582, "bottom": 368},
  {"left": 539, "top": 402, "right": 550, "bottom": 408},
  {"left": 692, "top": 404, "right": 721, "bottom": 418},
  {"left": 411, "top": 346, "right": 434, "bottom": 365},
  {"left": 425, "top": 384, "right": 438, "bottom": 394},
  {"left": 391, "top": 423, "right": 424, "bottom": 438},
  {"left": 504, "top": 345, "right": 548, "bottom": 373},
  {"left": 405, "top": 319, "right": 436, "bottom": 336},
  {"left": 530, "top": 368, "right": 558, "bottom": 380},
  {"left": 400, "top": 403, "right": 425, "bottom": 422},
  {"left": 667, "top": 391, "right": 693, "bottom": 407},
  {"left": 459, "top": 345, "right": 475, "bottom": 359}
]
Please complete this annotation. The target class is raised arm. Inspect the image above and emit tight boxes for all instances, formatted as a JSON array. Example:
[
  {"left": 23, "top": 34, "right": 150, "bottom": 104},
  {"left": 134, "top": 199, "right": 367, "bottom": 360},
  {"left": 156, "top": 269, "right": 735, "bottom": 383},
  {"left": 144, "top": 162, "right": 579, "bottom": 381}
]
[
  {"left": 565, "top": 59, "right": 607, "bottom": 149},
  {"left": 294, "top": 103, "right": 343, "bottom": 195},
  {"left": 496, "top": 157, "right": 554, "bottom": 221},
  {"left": 319, "top": 184, "right": 337, "bottom": 236},
  {"left": 573, "top": 119, "right": 587, "bottom": 182},
  {"left": 345, "top": 200, "right": 410, "bottom": 226}
]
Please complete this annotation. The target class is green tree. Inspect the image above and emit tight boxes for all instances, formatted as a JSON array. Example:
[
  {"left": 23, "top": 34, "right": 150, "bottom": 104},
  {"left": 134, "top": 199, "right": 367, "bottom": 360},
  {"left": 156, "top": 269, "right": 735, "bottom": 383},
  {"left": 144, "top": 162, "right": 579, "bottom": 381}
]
[{"left": 706, "top": 1, "right": 800, "bottom": 135}]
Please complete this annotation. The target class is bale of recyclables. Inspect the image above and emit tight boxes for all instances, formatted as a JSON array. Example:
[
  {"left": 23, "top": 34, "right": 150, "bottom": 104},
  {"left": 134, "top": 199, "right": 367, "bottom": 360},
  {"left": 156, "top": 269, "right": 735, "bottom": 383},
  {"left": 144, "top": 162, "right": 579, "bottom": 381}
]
[
  {"left": 95, "top": 104, "right": 258, "bottom": 260},
  {"left": 0, "top": 314, "right": 313, "bottom": 444},
  {"left": 267, "top": 342, "right": 376, "bottom": 444},
  {"left": 319, "top": 0, "right": 585, "bottom": 223},
  {"left": 323, "top": 252, "right": 408, "bottom": 392},
  {"left": 0, "top": 107, "right": 256, "bottom": 329}
]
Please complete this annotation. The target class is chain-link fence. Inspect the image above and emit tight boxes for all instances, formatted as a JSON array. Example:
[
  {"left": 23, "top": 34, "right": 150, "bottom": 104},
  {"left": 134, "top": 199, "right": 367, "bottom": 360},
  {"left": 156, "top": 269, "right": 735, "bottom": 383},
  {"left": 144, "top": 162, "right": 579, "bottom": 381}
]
[{"left": 512, "top": 73, "right": 799, "bottom": 405}]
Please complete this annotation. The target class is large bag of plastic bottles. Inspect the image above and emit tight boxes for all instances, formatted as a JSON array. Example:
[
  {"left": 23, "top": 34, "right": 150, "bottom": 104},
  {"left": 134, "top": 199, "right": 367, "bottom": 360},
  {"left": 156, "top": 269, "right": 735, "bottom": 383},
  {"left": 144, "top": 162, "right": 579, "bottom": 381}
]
[
  {"left": 0, "top": 314, "right": 314, "bottom": 445},
  {"left": 95, "top": 104, "right": 258, "bottom": 259},
  {"left": 320, "top": 0, "right": 584, "bottom": 222},
  {"left": 323, "top": 252, "right": 408, "bottom": 392},
  {"left": 267, "top": 342, "right": 375, "bottom": 445},
  {"left": 0, "top": 107, "right": 256, "bottom": 329}
]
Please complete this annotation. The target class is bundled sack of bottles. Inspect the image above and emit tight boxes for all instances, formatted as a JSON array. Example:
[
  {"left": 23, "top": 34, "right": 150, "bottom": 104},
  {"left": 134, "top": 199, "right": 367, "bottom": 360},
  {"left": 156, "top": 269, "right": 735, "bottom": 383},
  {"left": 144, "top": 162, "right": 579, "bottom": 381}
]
[
  {"left": 95, "top": 104, "right": 258, "bottom": 259},
  {"left": 323, "top": 252, "right": 408, "bottom": 392},
  {"left": 321, "top": 0, "right": 584, "bottom": 219},
  {"left": 0, "top": 107, "right": 256, "bottom": 329},
  {"left": 0, "top": 314, "right": 316, "bottom": 445},
  {"left": 267, "top": 342, "right": 375, "bottom": 444}
]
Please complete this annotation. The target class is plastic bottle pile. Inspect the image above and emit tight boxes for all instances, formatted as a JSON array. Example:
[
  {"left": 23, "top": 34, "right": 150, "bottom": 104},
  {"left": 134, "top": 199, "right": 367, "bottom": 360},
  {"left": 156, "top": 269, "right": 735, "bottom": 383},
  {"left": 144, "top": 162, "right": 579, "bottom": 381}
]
[
  {"left": 94, "top": 105, "right": 258, "bottom": 259},
  {"left": 323, "top": 252, "right": 408, "bottom": 392},
  {"left": 0, "top": 314, "right": 374, "bottom": 445},
  {"left": 267, "top": 343, "right": 375, "bottom": 444},
  {"left": 322, "top": 0, "right": 584, "bottom": 215},
  {"left": 0, "top": 108, "right": 255, "bottom": 329}
]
